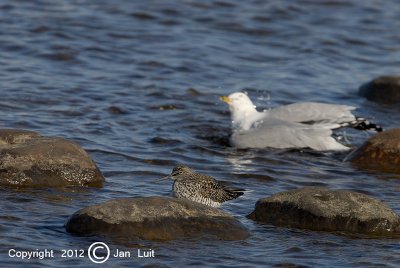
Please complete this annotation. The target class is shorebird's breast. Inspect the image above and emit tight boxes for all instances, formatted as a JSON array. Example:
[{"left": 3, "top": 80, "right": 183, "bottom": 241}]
[
  {"left": 172, "top": 180, "right": 221, "bottom": 207},
  {"left": 172, "top": 180, "right": 191, "bottom": 199}
]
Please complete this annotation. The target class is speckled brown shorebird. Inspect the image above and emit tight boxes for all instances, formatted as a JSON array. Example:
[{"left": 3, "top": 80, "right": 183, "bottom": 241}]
[{"left": 156, "top": 165, "right": 244, "bottom": 207}]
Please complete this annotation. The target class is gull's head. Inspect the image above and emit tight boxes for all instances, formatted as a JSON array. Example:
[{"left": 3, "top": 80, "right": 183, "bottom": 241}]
[
  {"left": 220, "top": 92, "right": 255, "bottom": 110},
  {"left": 220, "top": 92, "right": 258, "bottom": 130}
]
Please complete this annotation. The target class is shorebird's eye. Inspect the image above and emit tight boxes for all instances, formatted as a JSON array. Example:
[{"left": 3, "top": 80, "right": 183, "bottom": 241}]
[{"left": 172, "top": 167, "right": 184, "bottom": 176}]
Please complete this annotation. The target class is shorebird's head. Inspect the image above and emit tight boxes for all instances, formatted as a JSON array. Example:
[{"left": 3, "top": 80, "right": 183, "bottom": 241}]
[
  {"left": 155, "top": 165, "right": 193, "bottom": 183},
  {"left": 220, "top": 92, "right": 258, "bottom": 131},
  {"left": 170, "top": 165, "right": 193, "bottom": 180}
]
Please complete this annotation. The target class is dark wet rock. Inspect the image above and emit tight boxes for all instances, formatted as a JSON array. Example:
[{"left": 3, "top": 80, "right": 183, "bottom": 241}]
[
  {"left": 149, "top": 137, "right": 181, "bottom": 145},
  {"left": 30, "top": 25, "right": 50, "bottom": 34},
  {"left": 348, "top": 128, "right": 400, "bottom": 174},
  {"left": 359, "top": 76, "right": 400, "bottom": 104},
  {"left": 158, "top": 104, "right": 178, "bottom": 110},
  {"left": 0, "top": 129, "right": 104, "bottom": 187},
  {"left": 131, "top": 12, "right": 157, "bottom": 20},
  {"left": 65, "top": 196, "right": 249, "bottom": 241},
  {"left": 107, "top": 106, "right": 127, "bottom": 115},
  {"left": 45, "top": 52, "right": 76, "bottom": 61},
  {"left": 186, "top": 88, "right": 201, "bottom": 96},
  {"left": 149, "top": 104, "right": 185, "bottom": 111},
  {"left": 247, "top": 187, "right": 400, "bottom": 236}
]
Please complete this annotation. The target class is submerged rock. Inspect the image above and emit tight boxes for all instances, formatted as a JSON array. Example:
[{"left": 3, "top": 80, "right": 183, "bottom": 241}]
[
  {"left": 348, "top": 128, "right": 400, "bottom": 174},
  {"left": 358, "top": 75, "right": 400, "bottom": 104},
  {"left": 247, "top": 187, "right": 400, "bottom": 236},
  {"left": 65, "top": 196, "right": 249, "bottom": 241},
  {"left": 0, "top": 129, "right": 104, "bottom": 187}
]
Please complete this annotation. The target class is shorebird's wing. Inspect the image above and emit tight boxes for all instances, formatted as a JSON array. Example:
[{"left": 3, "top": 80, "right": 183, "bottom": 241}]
[{"left": 197, "top": 176, "right": 243, "bottom": 203}]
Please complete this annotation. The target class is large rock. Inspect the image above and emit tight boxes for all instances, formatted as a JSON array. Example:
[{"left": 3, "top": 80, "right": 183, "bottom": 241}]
[
  {"left": 0, "top": 129, "right": 104, "bottom": 187},
  {"left": 348, "top": 128, "right": 400, "bottom": 174},
  {"left": 247, "top": 187, "right": 400, "bottom": 236},
  {"left": 359, "top": 75, "right": 400, "bottom": 104},
  {"left": 65, "top": 196, "right": 249, "bottom": 241}
]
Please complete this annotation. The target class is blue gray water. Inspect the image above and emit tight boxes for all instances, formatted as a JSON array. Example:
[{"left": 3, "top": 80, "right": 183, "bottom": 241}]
[{"left": 1, "top": 0, "right": 400, "bottom": 267}]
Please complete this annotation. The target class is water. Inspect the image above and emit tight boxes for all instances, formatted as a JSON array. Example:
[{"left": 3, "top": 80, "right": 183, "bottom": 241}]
[{"left": 1, "top": 0, "right": 400, "bottom": 267}]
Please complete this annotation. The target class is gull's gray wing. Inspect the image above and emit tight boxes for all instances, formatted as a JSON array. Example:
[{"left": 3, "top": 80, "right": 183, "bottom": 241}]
[
  {"left": 265, "top": 102, "right": 356, "bottom": 124},
  {"left": 231, "top": 118, "right": 349, "bottom": 151}
]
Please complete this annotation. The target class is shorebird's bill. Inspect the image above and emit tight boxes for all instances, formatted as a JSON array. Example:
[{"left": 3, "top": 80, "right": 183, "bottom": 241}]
[
  {"left": 154, "top": 175, "right": 170, "bottom": 183},
  {"left": 220, "top": 96, "right": 232, "bottom": 105}
]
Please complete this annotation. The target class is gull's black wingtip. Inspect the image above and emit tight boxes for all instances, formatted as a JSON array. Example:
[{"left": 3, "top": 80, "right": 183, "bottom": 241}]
[{"left": 341, "top": 117, "right": 383, "bottom": 132}]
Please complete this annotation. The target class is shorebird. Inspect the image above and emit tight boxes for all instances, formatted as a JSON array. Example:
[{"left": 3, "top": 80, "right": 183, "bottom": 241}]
[
  {"left": 156, "top": 165, "right": 244, "bottom": 207},
  {"left": 220, "top": 92, "right": 382, "bottom": 151}
]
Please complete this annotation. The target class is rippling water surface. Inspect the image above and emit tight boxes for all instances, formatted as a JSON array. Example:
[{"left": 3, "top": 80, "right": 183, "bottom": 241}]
[{"left": 1, "top": 0, "right": 400, "bottom": 267}]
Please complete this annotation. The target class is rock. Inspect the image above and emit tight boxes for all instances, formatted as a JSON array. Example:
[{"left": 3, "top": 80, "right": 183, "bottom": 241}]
[
  {"left": 359, "top": 75, "right": 400, "bottom": 104},
  {"left": 65, "top": 196, "right": 249, "bottom": 241},
  {"left": 247, "top": 187, "right": 400, "bottom": 236},
  {"left": 0, "top": 129, "right": 104, "bottom": 187},
  {"left": 348, "top": 128, "right": 400, "bottom": 174},
  {"left": 107, "top": 106, "right": 127, "bottom": 115}
]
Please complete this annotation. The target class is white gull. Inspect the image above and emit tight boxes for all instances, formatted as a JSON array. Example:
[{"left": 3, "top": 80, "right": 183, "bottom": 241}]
[{"left": 221, "top": 92, "right": 381, "bottom": 151}]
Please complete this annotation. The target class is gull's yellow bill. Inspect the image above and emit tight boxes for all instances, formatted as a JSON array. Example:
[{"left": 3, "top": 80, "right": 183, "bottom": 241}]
[{"left": 220, "top": 96, "right": 231, "bottom": 104}]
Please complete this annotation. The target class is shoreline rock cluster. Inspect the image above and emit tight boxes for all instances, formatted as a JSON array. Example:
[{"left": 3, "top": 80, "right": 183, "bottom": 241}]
[
  {"left": 63, "top": 186, "right": 400, "bottom": 241},
  {"left": 4, "top": 73, "right": 400, "bottom": 242}
]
